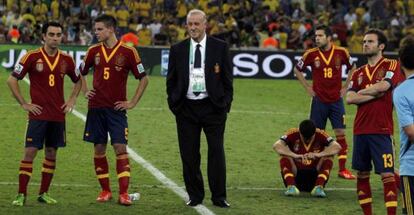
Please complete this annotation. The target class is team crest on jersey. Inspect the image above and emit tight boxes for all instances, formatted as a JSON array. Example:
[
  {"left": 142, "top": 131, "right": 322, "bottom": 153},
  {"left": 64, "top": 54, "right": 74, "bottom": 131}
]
[
  {"left": 314, "top": 56, "right": 320, "bottom": 68},
  {"left": 36, "top": 59, "right": 44, "bottom": 72},
  {"left": 376, "top": 68, "right": 385, "bottom": 80},
  {"left": 335, "top": 56, "right": 341, "bottom": 70},
  {"left": 95, "top": 53, "right": 100, "bottom": 65},
  {"left": 293, "top": 140, "right": 300, "bottom": 152},
  {"left": 60, "top": 62, "right": 67, "bottom": 77},
  {"left": 115, "top": 55, "right": 125, "bottom": 71}
]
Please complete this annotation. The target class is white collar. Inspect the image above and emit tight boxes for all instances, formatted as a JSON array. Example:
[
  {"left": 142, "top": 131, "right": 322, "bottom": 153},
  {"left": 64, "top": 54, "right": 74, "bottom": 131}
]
[{"left": 191, "top": 34, "right": 207, "bottom": 48}]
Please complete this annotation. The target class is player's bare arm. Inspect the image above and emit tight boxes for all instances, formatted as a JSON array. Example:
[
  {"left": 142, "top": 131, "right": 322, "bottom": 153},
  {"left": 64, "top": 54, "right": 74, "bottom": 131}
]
[
  {"left": 357, "top": 80, "right": 391, "bottom": 96},
  {"left": 273, "top": 140, "right": 304, "bottom": 160},
  {"left": 346, "top": 90, "right": 376, "bottom": 105},
  {"left": 7, "top": 75, "right": 43, "bottom": 115},
  {"left": 61, "top": 78, "right": 82, "bottom": 113},
  {"left": 314, "top": 141, "right": 341, "bottom": 158},
  {"left": 114, "top": 75, "right": 149, "bottom": 111},
  {"left": 293, "top": 67, "right": 315, "bottom": 97}
]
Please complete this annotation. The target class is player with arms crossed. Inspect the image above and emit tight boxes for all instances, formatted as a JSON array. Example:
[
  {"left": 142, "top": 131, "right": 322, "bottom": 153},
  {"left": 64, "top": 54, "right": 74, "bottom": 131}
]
[
  {"left": 294, "top": 25, "right": 356, "bottom": 179},
  {"left": 273, "top": 120, "right": 341, "bottom": 197},
  {"left": 80, "top": 14, "right": 148, "bottom": 206},
  {"left": 346, "top": 28, "right": 404, "bottom": 215},
  {"left": 7, "top": 21, "right": 82, "bottom": 206}
]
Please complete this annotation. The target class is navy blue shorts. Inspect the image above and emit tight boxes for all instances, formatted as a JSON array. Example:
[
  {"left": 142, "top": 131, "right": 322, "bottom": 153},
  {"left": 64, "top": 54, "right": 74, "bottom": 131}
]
[
  {"left": 25, "top": 120, "right": 66, "bottom": 149},
  {"left": 83, "top": 108, "right": 128, "bottom": 144},
  {"left": 401, "top": 176, "right": 414, "bottom": 215},
  {"left": 310, "top": 97, "right": 345, "bottom": 130},
  {"left": 352, "top": 134, "right": 394, "bottom": 174},
  {"left": 281, "top": 169, "right": 325, "bottom": 192}
]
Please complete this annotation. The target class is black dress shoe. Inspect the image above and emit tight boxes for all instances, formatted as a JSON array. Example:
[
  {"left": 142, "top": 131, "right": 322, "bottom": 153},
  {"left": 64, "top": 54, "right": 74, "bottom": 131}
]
[
  {"left": 212, "top": 200, "right": 230, "bottom": 208},
  {"left": 186, "top": 199, "right": 202, "bottom": 207}
]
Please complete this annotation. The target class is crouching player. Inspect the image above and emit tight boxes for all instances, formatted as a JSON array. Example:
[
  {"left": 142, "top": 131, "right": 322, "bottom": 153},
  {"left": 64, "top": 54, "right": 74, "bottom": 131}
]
[{"left": 273, "top": 120, "right": 341, "bottom": 197}]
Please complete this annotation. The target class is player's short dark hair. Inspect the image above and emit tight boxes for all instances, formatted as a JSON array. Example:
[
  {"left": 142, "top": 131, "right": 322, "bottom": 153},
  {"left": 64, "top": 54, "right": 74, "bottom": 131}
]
[
  {"left": 299, "top": 120, "right": 316, "bottom": 141},
  {"left": 399, "top": 35, "right": 414, "bottom": 70},
  {"left": 42, "top": 21, "right": 63, "bottom": 34},
  {"left": 95, "top": 14, "right": 117, "bottom": 28},
  {"left": 364, "top": 28, "right": 387, "bottom": 51},
  {"left": 315, "top": 24, "right": 332, "bottom": 37}
]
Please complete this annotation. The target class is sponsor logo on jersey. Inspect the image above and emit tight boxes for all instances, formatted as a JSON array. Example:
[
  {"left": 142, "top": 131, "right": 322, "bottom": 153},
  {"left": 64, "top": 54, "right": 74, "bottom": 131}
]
[
  {"left": 314, "top": 56, "right": 320, "bottom": 68},
  {"left": 36, "top": 59, "right": 43, "bottom": 72},
  {"left": 358, "top": 73, "right": 363, "bottom": 85},
  {"left": 95, "top": 53, "right": 100, "bottom": 65}
]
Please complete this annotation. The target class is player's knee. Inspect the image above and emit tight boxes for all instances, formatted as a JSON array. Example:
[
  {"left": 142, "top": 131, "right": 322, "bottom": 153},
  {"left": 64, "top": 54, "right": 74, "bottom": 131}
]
[
  {"left": 113, "top": 144, "right": 127, "bottom": 155},
  {"left": 357, "top": 171, "right": 370, "bottom": 178},
  {"left": 94, "top": 144, "right": 107, "bottom": 155},
  {"left": 44, "top": 147, "right": 57, "bottom": 159}
]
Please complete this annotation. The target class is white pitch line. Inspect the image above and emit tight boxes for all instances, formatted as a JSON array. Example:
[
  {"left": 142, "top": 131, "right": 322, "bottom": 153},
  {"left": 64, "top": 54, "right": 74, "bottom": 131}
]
[
  {"left": 0, "top": 181, "right": 359, "bottom": 191},
  {"left": 21, "top": 78, "right": 214, "bottom": 215}
]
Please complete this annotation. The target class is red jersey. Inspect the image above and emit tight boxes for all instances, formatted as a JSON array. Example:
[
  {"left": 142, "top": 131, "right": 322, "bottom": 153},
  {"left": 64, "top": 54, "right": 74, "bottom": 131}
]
[
  {"left": 80, "top": 41, "right": 146, "bottom": 108},
  {"left": 12, "top": 47, "right": 79, "bottom": 122},
  {"left": 349, "top": 57, "right": 404, "bottom": 135},
  {"left": 296, "top": 45, "right": 352, "bottom": 103},
  {"left": 280, "top": 128, "right": 334, "bottom": 169}
]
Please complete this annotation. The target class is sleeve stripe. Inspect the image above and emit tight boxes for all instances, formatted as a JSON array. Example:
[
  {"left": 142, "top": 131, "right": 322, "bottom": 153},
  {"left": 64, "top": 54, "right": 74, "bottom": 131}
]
[
  {"left": 20, "top": 49, "right": 40, "bottom": 64},
  {"left": 123, "top": 45, "right": 141, "bottom": 63}
]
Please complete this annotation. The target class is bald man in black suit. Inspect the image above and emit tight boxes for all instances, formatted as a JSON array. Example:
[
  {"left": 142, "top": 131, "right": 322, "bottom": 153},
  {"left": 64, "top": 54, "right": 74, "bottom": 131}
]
[{"left": 166, "top": 9, "right": 233, "bottom": 208}]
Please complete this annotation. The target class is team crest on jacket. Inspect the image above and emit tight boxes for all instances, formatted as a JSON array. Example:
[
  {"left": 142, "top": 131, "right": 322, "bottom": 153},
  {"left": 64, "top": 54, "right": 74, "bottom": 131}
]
[
  {"left": 335, "top": 56, "right": 341, "bottom": 70},
  {"left": 95, "top": 53, "right": 100, "bottom": 65},
  {"left": 314, "top": 56, "right": 320, "bottom": 68},
  {"left": 214, "top": 63, "right": 220, "bottom": 74},
  {"left": 36, "top": 59, "right": 43, "bottom": 72},
  {"left": 115, "top": 55, "right": 125, "bottom": 71}
]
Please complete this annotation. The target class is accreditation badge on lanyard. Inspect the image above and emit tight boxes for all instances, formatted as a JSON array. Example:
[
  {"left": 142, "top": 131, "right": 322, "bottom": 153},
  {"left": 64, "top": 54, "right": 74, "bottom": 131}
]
[{"left": 190, "top": 67, "right": 206, "bottom": 93}]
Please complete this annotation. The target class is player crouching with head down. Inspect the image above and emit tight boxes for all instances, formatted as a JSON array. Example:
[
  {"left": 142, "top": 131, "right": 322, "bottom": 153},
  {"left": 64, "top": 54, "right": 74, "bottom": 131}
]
[{"left": 273, "top": 120, "right": 341, "bottom": 197}]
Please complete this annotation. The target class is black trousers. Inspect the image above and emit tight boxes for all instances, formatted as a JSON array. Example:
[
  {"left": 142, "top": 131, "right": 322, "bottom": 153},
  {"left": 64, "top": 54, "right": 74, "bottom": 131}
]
[{"left": 175, "top": 98, "right": 227, "bottom": 202}]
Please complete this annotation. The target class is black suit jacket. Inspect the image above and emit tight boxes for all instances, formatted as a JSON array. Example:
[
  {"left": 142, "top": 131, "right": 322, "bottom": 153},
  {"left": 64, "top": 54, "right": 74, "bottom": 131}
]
[{"left": 166, "top": 36, "right": 233, "bottom": 114}]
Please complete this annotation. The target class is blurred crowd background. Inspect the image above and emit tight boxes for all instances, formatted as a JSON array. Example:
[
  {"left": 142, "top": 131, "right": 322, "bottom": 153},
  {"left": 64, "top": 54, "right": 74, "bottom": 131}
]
[{"left": 0, "top": 0, "right": 413, "bottom": 52}]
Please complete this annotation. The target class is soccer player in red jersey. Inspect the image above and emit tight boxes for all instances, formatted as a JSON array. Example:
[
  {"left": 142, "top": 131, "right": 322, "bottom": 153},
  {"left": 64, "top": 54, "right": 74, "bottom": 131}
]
[
  {"left": 79, "top": 14, "right": 148, "bottom": 206},
  {"left": 294, "top": 25, "right": 356, "bottom": 180},
  {"left": 346, "top": 29, "right": 404, "bottom": 215},
  {"left": 7, "top": 21, "right": 82, "bottom": 206},
  {"left": 273, "top": 120, "right": 341, "bottom": 197}
]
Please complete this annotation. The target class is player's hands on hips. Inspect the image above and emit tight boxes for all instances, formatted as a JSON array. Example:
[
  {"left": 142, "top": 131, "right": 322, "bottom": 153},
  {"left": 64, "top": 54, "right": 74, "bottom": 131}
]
[
  {"left": 22, "top": 103, "right": 43, "bottom": 115},
  {"left": 114, "top": 101, "right": 135, "bottom": 111},
  {"left": 61, "top": 98, "right": 76, "bottom": 113},
  {"left": 340, "top": 87, "right": 347, "bottom": 97},
  {"left": 84, "top": 89, "right": 96, "bottom": 99},
  {"left": 306, "top": 86, "right": 315, "bottom": 97}
]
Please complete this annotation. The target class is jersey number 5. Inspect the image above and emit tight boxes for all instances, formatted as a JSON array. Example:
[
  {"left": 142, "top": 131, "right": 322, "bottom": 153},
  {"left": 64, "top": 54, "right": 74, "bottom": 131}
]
[
  {"left": 323, "top": 67, "right": 333, "bottom": 78},
  {"left": 104, "top": 67, "right": 110, "bottom": 80},
  {"left": 382, "top": 154, "right": 393, "bottom": 168}
]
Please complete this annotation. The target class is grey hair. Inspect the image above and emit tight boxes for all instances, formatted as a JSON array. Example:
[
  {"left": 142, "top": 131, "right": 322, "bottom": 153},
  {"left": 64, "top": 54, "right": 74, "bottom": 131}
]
[{"left": 186, "top": 9, "right": 207, "bottom": 24}]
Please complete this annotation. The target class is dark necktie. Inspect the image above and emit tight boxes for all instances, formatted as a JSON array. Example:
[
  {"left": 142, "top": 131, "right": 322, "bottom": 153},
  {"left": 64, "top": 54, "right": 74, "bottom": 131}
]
[
  {"left": 194, "top": 44, "right": 201, "bottom": 68},
  {"left": 193, "top": 44, "right": 202, "bottom": 96}
]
